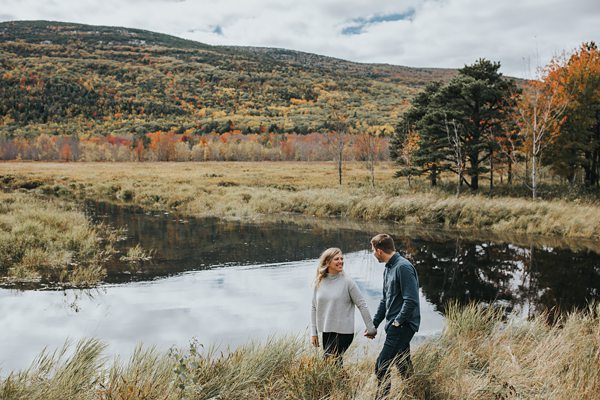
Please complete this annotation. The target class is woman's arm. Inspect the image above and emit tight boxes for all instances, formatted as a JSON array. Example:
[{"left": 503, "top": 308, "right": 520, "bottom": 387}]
[
  {"left": 348, "top": 278, "right": 377, "bottom": 335},
  {"left": 310, "top": 286, "right": 319, "bottom": 344}
]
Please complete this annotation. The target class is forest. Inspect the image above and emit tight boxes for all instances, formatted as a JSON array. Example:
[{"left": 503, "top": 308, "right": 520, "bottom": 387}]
[{"left": 0, "top": 21, "right": 453, "bottom": 162}]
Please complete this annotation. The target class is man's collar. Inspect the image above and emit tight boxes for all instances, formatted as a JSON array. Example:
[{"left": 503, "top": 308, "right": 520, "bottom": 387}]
[{"left": 385, "top": 252, "right": 399, "bottom": 268}]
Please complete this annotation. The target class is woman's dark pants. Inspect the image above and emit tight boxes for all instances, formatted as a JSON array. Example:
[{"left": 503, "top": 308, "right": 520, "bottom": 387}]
[{"left": 322, "top": 332, "right": 354, "bottom": 365}]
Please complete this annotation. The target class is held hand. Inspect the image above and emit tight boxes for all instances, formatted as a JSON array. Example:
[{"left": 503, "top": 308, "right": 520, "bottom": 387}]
[
  {"left": 311, "top": 335, "right": 319, "bottom": 347},
  {"left": 364, "top": 329, "right": 377, "bottom": 339}
]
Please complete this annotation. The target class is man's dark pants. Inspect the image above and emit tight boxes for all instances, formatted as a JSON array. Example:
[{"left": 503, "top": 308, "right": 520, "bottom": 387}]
[{"left": 375, "top": 324, "right": 415, "bottom": 398}]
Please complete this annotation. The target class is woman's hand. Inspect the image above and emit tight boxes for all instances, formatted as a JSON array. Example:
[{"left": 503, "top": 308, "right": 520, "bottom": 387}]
[
  {"left": 364, "top": 327, "right": 377, "bottom": 339},
  {"left": 311, "top": 335, "right": 319, "bottom": 347}
]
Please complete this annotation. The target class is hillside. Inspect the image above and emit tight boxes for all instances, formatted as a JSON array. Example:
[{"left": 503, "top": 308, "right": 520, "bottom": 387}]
[{"left": 0, "top": 20, "right": 456, "bottom": 139}]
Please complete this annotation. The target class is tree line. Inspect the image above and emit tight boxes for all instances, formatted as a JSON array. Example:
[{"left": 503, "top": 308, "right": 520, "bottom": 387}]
[{"left": 0, "top": 130, "right": 389, "bottom": 163}]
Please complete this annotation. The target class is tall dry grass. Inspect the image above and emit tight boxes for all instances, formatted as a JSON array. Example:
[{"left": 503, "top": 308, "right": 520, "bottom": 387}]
[
  {"left": 1, "top": 161, "right": 600, "bottom": 239},
  {"left": 0, "top": 192, "right": 123, "bottom": 286},
  {"left": 412, "top": 303, "right": 600, "bottom": 399},
  {"left": 1, "top": 305, "right": 598, "bottom": 399}
]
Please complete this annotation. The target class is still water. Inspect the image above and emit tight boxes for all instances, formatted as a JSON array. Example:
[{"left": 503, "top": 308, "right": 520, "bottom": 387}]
[{"left": 1, "top": 203, "right": 599, "bottom": 373}]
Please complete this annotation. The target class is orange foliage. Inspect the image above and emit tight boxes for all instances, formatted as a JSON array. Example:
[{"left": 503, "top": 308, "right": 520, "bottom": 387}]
[{"left": 60, "top": 143, "right": 72, "bottom": 162}]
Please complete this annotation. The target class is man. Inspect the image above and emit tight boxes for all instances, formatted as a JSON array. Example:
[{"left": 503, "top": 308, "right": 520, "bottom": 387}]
[{"left": 365, "top": 233, "right": 420, "bottom": 399}]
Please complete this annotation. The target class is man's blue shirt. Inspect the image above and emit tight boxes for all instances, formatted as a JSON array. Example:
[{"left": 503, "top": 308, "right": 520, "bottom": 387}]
[{"left": 373, "top": 252, "right": 421, "bottom": 332}]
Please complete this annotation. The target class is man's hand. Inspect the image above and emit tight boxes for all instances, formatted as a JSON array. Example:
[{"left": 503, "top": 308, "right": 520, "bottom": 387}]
[
  {"left": 311, "top": 335, "right": 319, "bottom": 347},
  {"left": 364, "top": 329, "right": 377, "bottom": 339}
]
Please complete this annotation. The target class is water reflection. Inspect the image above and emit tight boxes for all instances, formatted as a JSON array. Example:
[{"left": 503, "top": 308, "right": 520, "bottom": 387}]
[
  {"left": 86, "top": 202, "right": 373, "bottom": 282},
  {"left": 0, "top": 251, "right": 445, "bottom": 373},
  {"left": 410, "top": 239, "right": 600, "bottom": 320}
]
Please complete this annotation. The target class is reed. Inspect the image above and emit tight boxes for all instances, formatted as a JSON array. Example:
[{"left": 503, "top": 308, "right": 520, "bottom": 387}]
[
  {"left": 0, "top": 192, "right": 120, "bottom": 286},
  {"left": 1, "top": 305, "right": 598, "bottom": 399}
]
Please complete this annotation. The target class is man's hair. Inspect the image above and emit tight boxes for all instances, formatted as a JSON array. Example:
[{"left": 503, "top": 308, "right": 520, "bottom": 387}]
[{"left": 371, "top": 233, "right": 395, "bottom": 254}]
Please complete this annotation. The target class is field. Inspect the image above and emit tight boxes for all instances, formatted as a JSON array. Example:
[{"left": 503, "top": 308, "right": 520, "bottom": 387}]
[{"left": 2, "top": 161, "right": 600, "bottom": 240}]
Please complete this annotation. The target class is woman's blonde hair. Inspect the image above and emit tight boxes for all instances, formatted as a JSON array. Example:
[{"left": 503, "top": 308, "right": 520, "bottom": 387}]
[{"left": 315, "top": 247, "right": 342, "bottom": 287}]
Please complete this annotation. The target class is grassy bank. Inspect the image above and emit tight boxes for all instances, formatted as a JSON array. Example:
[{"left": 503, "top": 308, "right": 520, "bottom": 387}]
[
  {"left": 1, "top": 304, "right": 598, "bottom": 399},
  {"left": 1, "top": 161, "right": 600, "bottom": 239},
  {"left": 0, "top": 191, "right": 145, "bottom": 287}
]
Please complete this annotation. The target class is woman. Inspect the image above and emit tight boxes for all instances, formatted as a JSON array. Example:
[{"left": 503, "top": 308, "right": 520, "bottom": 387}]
[{"left": 310, "top": 247, "right": 377, "bottom": 364}]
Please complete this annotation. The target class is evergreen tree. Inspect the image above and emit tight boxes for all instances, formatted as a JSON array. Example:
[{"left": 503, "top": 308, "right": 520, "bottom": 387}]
[{"left": 392, "top": 59, "right": 517, "bottom": 190}]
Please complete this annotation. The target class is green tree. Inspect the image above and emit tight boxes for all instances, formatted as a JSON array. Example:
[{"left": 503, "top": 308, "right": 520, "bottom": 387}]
[
  {"left": 393, "top": 60, "right": 517, "bottom": 190},
  {"left": 444, "top": 60, "right": 517, "bottom": 190},
  {"left": 392, "top": 82, "right": 452, "bottom": 186}
]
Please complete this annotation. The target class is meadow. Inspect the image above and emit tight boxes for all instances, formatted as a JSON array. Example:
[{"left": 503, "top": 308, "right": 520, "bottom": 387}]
[{"left": 1, "top": 161, "right": 600, "bottom": 240}]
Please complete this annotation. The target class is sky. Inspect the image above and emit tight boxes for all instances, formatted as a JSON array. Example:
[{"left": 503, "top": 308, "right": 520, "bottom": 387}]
[{"left": 1, "top": 0, "right": 598, "bottom": 78}]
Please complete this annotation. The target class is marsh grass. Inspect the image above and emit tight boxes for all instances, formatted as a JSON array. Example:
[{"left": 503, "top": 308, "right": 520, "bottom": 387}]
[
  {"left": 1, "top": 161, "right": 600, "bottom": 239},
  {"left": 412, "top": 303, "right": 600, "bottom": 399},
  {"left": 119, "top": 244, "right": 153, "bottom": 264},
  {"left": 1, "top": 304, "right": 598, "bottom": 399},
  {"left": 0, "top": 192, "right": 126, "bottom": 286}
]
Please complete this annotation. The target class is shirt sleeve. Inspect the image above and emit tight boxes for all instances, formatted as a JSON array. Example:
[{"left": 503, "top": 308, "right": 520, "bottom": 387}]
[
  {"left": 394, "top": 263, "right": 419, "bottom": 326},
  {"left": 347, "top": 278, "right": 376, "bottom": 334}
]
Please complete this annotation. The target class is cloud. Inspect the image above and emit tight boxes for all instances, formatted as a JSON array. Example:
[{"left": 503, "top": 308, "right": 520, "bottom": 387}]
[
  {"left": 0, "top": 0, "right": 598, "bottom": 77},
  {"left": 212, "top": 25, "right": 224, "bottom": 36}
]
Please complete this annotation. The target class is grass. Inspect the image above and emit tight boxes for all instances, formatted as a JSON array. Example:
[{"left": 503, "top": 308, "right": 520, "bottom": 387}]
[
  {"left": 119, "top": 244, "right": 153, "bottom": 264},
  {"left": 1, "top": 161, "right": 600, "bottom": 240},
  {"left": 1, "top": 304, "right": 598, "bottom": 399},
  {"left": 0, "top": 191, "right": 142, "bottom": 287}
]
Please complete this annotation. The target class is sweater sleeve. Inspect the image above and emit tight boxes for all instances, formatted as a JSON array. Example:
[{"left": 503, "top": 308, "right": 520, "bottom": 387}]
[
  {"left": 348, "top": 278, "right": 376, "bottom": 335},
  {"left": 310, "top": 286, "right": 318, "bottom": 336},
  {"left": 372, "top": 276, "right": 386, "bottom": 329}
]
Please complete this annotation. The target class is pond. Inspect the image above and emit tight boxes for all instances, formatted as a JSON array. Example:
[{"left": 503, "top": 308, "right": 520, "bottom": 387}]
[{"left": 1, "top": 202, "right": 599, "bottom": 373}]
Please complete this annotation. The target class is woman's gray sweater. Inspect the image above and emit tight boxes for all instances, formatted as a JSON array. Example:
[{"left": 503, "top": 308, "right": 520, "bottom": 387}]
[{"left": 311, "top": 272, "right": 376, "bottom": 336}]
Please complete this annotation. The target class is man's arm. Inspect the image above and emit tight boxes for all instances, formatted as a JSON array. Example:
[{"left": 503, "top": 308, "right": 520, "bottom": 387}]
[{"left": 393, "top": 263, "right": 419, "bottom": 326}]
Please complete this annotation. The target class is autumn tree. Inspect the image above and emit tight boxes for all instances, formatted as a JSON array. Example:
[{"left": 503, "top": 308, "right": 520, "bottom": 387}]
[
  {"left": 320, "top": 90, "right": 351, "bottom": 184},
  {"left": 390, "top": 121, "right": 420, "bottom": 188},
  {"left": 353, "top": 122, "right": 392, "bottom": 187},
  {"left": 515, "top": 64, "right": 570, "bottom": 198},
  {"left": 545, "top": 42, "right": 600, "bottom": 186}
]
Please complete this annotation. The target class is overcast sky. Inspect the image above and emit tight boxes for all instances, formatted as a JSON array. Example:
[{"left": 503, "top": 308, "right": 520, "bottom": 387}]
[{"left": 1, "top": 0, "right": 598, "bottom": 78}]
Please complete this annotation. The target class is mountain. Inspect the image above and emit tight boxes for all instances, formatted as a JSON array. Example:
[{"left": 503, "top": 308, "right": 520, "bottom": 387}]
[{"left": 0, "top": 20, "right": 456, "bottom": 138}]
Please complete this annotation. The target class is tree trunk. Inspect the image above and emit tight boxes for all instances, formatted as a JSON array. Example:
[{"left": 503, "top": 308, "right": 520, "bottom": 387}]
[
  {"left": 431, "top": 165, "right": 438, "bottom": 186},
  {"left": 469, "top": 150, "right": 479, "bottom": 190},
  {"left": 489, "top": 148, "right": 494, "bottom": 192},
  {"left": 525, "top": 156, "right": 529, "bottom": 185},
  {"left": 507, "top": 155, "right": 513, "bottom": 186},
  {"left": 337, "top": 137, "right": 344, "bottom": 185},
  {"left": 532, "top": 153, "right": 537, "bottom": 199}
]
